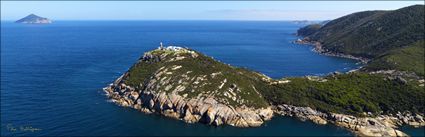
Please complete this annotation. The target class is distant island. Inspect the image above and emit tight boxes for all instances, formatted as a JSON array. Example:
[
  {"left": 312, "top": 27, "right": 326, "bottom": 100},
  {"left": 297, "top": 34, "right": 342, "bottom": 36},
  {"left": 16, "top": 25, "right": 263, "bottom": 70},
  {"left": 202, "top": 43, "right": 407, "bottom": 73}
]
[
  {"left": 291, "top": 20, "right": 329, "bottom": 25},
  {"left": 104, "top": 5, "right": 424, "bottom": 137},
  {"left": 15, "top": 14, "right": 52, "bottom": 24}
]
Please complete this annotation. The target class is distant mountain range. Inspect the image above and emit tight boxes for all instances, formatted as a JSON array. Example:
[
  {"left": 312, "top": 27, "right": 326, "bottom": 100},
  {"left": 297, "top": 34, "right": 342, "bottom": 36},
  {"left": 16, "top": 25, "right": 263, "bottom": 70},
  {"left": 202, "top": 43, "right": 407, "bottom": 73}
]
[
  {"left": 291, "top": 20, "right": 329, "bottom": 25},
  {"left": 15, "top": 14, "right": 52, "bottom": 24}
]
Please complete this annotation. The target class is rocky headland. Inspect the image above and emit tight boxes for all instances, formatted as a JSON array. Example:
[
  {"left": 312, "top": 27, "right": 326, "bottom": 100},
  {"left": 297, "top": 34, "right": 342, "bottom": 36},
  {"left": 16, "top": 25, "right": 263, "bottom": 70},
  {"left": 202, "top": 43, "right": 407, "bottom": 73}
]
[
  {"left": 104, "top": 81, "right": 273, "bottom": 127},
  {"left": 104, "top": 45, "right": 424, "bottom": 136},
  {"left": 104, "top": 46, "right": 273, "bottom": 127},
  {"left": 294, "top": 38, "right": 370, "bottom": 63}
]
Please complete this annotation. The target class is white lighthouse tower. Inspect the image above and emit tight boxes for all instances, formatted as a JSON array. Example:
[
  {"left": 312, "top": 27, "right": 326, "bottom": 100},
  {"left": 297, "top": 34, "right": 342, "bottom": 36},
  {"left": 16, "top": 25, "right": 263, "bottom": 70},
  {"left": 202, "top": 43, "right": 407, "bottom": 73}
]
[{"left": 159, "top": 42, "right": 164, "bottom": 50}]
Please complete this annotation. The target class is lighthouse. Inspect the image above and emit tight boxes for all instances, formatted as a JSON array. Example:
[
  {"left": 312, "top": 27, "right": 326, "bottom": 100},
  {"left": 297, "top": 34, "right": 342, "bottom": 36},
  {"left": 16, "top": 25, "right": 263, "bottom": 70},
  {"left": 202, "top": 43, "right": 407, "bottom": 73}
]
[{"left": 159, "top": 42, "right": 164, "bottom": 50}]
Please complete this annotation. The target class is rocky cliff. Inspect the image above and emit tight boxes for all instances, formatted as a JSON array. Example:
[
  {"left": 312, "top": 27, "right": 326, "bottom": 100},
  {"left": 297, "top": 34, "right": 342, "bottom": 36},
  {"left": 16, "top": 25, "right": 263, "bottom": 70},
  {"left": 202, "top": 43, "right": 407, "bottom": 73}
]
[
  {"left": 104, "top": 46, "right": 424, "bottom": 136},
  {"left": 104, "top": 46, "right": 273, "bottom": 127},
  {"left": 274, "top": 104, "right": 424, "bottom": 136}
]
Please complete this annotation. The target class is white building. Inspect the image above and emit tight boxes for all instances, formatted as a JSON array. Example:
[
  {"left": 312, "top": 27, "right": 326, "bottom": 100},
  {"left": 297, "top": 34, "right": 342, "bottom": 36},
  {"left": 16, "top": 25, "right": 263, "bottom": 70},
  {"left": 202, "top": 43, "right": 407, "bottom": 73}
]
[{"left": 158, "top": 42, "right": 185, "bottom": 51}]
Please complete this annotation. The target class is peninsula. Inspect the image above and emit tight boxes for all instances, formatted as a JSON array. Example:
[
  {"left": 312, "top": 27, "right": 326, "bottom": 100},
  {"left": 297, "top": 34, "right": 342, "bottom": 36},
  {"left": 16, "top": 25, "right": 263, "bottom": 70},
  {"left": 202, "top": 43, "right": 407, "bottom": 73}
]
[
  {"left": 15, "top": 14, "right": 52, "bottom": 24},
  {"left": 104, "top": 5, "right": 424, "bottom": 137},
  {"left": 105, "top": 45, "right": 424, "bottom": 136}
]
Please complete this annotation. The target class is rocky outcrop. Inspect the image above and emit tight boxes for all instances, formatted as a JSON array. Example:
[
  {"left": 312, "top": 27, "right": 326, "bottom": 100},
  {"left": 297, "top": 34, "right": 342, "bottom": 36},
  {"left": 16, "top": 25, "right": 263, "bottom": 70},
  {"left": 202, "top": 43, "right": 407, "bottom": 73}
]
[
  {"left": 294, "top": 38, "right": 370, "bottom": 63},
  {"left": 105, "top": 77, "right": 423, "bottom": 135},
  {"left": 104, "top": 46, "right": 423, "bottom": 136},
  {"left": 369, "top": 70, "right": 423, "bottom": 81},
  {"left": 274, "top": 104, "right": 424, "bottom": 136},
  {"left": 331, "top": 114, "right": 406, "bottom": 137},
  {"left": 274, "top": 104, "right": 328, "bottom": 125},
  {"left": 104, "top": 81, "right": 273, "bottom": 127},
  {"left": 103, "top": 46, "right": 273, "bottom": 127}
]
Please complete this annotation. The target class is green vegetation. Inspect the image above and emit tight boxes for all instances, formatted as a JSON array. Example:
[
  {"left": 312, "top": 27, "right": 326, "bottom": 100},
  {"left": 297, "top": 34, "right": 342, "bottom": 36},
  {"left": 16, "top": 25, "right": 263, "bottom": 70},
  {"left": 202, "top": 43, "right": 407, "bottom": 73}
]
[
  {"left": 290, "top": 5, "right": 425, "bottom": 115},
  {"left": 298, "top": 5, "right": 424, "bottom": 76},
  {"left": 123, "top": 49, "right": 269, "bottom": 108},
  {"left": 305, "top": 5, "right": 424, "bottom": 58},
  {"left": 122, "top": 48, "right": 425, "bottom": 116},
  {"left": 297, "top": 24, "right": 322, "bottom": 37},
  {"left": 119, "top": 5, "right": 425, "bottom": 116},
  {"left": 258, "top": 73, "right": 425, "bottom": 116},
  {"left": 365, "top": 40, "right": 425, "bottom": 76}
]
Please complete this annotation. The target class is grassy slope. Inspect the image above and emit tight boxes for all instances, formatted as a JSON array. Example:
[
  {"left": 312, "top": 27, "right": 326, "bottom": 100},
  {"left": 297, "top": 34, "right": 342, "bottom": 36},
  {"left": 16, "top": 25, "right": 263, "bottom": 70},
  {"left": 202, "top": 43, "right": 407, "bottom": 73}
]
[
  {"left": 308, "top": 5, "right": 424, "bottom": 58},
  {"left": 365, "top": 40, "right": 425, "bottom": 76},
  {"left": 259, "top": 73, "right": 425, "bottom": 116},
  {"left": 297, "top": 24, "right": 322, "bottom": 37},
  {"left": 123, "top": 49, "right": 269, "bottom": 108}
]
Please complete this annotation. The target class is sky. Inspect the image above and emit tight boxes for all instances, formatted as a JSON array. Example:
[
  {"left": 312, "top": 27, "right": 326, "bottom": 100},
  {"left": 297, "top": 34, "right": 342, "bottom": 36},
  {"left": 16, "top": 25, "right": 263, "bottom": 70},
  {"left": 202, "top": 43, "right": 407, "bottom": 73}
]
[{"left": 1, "top": 1, "right": 424, "bottom": 21}]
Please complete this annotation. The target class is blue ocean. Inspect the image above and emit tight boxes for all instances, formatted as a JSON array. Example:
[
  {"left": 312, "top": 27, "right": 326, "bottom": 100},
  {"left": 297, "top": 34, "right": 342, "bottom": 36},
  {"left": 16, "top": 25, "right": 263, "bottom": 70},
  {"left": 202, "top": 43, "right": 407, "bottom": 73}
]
[{"left": 1, "top": 21, "right": 423, "bottom": 136}]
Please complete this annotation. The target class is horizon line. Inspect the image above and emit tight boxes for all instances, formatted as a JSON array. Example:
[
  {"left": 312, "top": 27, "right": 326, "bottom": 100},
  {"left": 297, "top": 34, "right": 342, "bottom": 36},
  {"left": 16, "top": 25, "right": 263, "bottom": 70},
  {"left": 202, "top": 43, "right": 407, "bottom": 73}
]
[{"left": 0, "top": 19, "right": 329, "bottom": 21}]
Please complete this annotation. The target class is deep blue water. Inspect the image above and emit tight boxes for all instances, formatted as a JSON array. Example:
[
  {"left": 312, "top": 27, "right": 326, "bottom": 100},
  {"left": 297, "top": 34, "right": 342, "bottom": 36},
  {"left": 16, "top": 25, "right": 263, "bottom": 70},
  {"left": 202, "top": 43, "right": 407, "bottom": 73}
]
[{"left": 0, "top": 21, "right": 420, "bottom": 136}]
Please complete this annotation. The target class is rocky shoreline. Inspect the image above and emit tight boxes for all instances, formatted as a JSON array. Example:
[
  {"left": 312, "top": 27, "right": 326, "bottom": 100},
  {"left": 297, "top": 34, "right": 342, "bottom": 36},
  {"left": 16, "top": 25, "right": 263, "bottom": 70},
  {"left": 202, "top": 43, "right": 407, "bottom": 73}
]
[
  {"left": 294, "top": 38, "right": 370, "bottom": 63},
  {"left": 291, "top": 38, "right": 425, "bottom": 136},
  {"left": 103, "top": 46, "right": 423, "bottom": 136},
  {"left": 103, "top": 75, "right": 274, "bottom": 127},
  {"left": 104, "top": 79, "right": 424, "bottom": 136},
  {"left": 274, "top": 104, "right": 424, "bottom": 136}
]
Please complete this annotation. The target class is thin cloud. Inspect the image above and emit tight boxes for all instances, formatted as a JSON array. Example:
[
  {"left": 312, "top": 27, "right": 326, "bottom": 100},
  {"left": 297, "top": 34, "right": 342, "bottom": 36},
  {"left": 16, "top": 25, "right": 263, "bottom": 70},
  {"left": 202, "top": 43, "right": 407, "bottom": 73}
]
[{"left": 207, "top": 9, "right": 359, "bottom": 20}]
